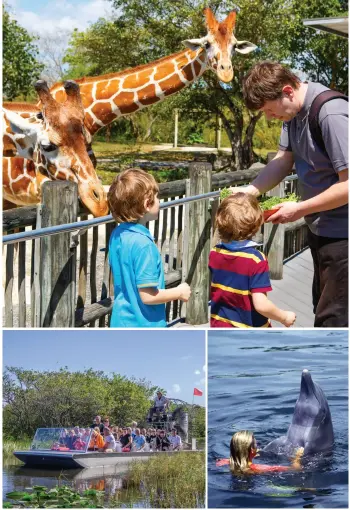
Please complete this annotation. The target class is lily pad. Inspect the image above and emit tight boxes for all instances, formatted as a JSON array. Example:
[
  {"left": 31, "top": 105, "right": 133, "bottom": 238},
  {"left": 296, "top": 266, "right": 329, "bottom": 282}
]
[{"left": 6, "top": 491, "right": 29, "bottom": 500}]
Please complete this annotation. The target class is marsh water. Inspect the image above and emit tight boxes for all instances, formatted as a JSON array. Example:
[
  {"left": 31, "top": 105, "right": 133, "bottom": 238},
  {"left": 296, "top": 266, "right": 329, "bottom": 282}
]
[
  {"left": 208, "top": 330, "right": 348, "bottom": 508},
  {"left": 4, "top": 447, "right": 206, "bottom": 507},
  {"left": 3, "top": 462, "right": 137, "bottom": 506}
]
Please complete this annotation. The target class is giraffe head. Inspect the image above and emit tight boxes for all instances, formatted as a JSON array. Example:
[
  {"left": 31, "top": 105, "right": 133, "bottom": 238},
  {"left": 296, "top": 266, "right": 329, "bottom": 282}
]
[
  {"left": 183, "top": 8, "right": 256, "bottom": 83},
  {"left": 3, "top": 80, "right": 108, "bottom": 217}
]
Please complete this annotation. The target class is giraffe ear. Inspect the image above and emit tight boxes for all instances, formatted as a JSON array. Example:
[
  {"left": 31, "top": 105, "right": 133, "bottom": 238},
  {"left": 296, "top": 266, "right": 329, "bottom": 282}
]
[
  {"left": 3, "top": 109, "right": 41, "bottom": 137},
  {"left": 234, "top": 40, "right": 257, "bottom": 54},
  {"left": 182, "top": 37, "right": 207, "bottom": 51}
]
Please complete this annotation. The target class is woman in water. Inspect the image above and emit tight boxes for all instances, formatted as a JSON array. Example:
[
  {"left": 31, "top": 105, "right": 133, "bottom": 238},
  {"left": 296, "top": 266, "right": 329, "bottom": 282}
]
[{"left": 216, "top": 430, "right": 304, "bottom": 474}]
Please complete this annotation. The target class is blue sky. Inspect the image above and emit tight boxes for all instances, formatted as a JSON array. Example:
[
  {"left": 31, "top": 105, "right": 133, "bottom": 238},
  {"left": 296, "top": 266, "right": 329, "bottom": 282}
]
[
  {"left": 3, "top": 330, "right": 206, "bottom": 405},
  {"left": 7, "top": 0, "right": 115, "bottom": 35}
]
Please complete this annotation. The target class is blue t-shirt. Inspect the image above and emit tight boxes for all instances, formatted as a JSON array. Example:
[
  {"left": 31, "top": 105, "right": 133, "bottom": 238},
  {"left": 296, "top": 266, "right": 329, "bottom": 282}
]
[
  {"left": 109, "top": 222, "right": 166, "bottom": 327},
  {"left": 133, "top": 435, "right": 146, "bottom": 449}
]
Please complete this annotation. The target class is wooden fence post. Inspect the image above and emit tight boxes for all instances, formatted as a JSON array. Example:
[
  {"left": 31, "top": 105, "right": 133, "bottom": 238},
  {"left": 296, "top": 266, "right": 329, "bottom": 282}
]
[
  {"left": 174, "top": 109, "right": 179, "bottom": 148},
  {"left": 39, "top": 181, "right": 78, "bottom": 327},
  {"left": 185, "top": 162, "right": 212, "bottom": 325},
  {"left": 263, "top": 179, "right": 285, "bottom": 280}
]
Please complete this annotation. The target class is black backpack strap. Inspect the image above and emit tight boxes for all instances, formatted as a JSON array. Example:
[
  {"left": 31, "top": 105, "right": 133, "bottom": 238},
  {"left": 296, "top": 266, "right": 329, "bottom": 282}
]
[{"left": 309, "top": 90, "right": 348, "bottom": 153}]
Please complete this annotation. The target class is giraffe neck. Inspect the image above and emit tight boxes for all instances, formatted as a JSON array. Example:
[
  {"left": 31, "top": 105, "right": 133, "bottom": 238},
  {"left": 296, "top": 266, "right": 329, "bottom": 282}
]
[
  {"left": 3, "top": 157, "right": 51, "bottom": 206},
  {"left": 51, "top": 48, "right": 207, "bottom": 135},
  {"left": 2, "top": 143, "right": 77, "bottom": 207}
]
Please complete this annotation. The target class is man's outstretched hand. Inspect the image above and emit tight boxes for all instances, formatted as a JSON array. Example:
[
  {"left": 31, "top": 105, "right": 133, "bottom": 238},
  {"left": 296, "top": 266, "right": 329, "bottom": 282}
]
[{"left": 265, "top": 201, "right": 303, "bottom": 224}]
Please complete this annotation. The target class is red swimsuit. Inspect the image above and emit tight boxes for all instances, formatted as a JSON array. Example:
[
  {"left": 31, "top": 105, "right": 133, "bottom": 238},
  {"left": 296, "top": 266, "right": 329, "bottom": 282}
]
[{"left": 216, "top": 459, "right": 289, "bottom": 473}]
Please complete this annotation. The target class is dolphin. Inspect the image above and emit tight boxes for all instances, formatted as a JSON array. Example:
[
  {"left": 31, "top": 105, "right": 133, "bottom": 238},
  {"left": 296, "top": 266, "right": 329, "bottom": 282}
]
[{"left": 263, "top": 369, "right": 334, "bottom": 456}]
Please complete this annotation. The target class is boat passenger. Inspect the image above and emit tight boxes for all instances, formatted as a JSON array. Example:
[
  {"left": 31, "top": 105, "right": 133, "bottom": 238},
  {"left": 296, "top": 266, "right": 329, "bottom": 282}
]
[
  {"left": 145, "top": 428, "right": 153, "bottom": 444},
  {"left": 82, "top": 428, "right": 91, "bottom": 444},
  {"left": 59, "top": 429, "right": 69, "bottom": 446},
  {"left": 120, "top": 427, "right": 132, "bottom": 452},
  {"left": 102, "top": 417, "right": 110, "bottom": 432},
  {"left": 156, "top": 430, "right": 171, "bottom": 451},
  {"left": 216, "top": 431, "right": 304, "bottom": 474},
  {"left": 169, "top": 428, "right": 182, "bottom": 450},
  {"left": 88, "top": 428, "right": 105, "bottom": 451},
  {"left": 149, "top": 428, "right": 157, "bottom": 449},
  {"left": 103, "top": 427, "right": 117, "bottom": 452},
  {"left": 131, "top": 421, "right": 138, "bottom": 439},
  {"left": 114, "top": 438, "right": 122, "bottom": 453},
  {"left": 74, "top": 426, "right": 81, "bottom": 437},
  {"left": 66, "top": 429, "right": 77, "bottom": 450},
  {"left": 73, "top": 436, "right": 86, "bottom": 450},
  {"left": 133, "top": 428, "right": 146, "bottom": 451},
  {"left": 90, "top": 415, "right": 104, "bottom": 434}
]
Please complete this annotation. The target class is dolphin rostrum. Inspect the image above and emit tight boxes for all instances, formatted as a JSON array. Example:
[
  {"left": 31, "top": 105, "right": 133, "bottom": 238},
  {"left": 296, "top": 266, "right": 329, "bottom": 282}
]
[{"left": 263, "top": 369, "right": 334, "bottom": 456}]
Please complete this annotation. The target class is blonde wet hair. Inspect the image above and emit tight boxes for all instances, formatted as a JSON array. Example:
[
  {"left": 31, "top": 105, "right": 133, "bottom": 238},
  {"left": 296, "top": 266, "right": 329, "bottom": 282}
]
[{"left": 229, "top": 430, "right": 256, "bottom": 473}]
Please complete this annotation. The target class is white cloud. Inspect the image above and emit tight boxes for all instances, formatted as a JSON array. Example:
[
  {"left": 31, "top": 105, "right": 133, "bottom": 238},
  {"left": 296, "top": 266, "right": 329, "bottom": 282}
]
[
  {"left": 10, "top": 0, "right": 115, "bottom": 36},
  {"left": 172, "top": 384, "right": 181, "bottom": 394},
  {"left": 194, "top": 378, "right": 205, "bottom": 387},
  {"left": 203, "top": 365, "right": 206, "bottom": 373},
  {"left": 194, "top": 370, "right": 201, "bottom": 375}
]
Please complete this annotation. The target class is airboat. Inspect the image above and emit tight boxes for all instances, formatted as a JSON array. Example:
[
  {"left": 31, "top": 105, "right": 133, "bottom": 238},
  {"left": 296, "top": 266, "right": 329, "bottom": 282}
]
[{"left": 13, "top": 399, "right": 201, "bottom": 469}]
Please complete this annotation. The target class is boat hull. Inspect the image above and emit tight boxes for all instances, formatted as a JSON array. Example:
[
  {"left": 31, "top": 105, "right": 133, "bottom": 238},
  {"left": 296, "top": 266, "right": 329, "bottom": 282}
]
[
  {"left": 14, "top": 451, "right": 81, "bottom": 469},
  {"left": 14, "top": 449, "right": 198, "bottom": 469}
]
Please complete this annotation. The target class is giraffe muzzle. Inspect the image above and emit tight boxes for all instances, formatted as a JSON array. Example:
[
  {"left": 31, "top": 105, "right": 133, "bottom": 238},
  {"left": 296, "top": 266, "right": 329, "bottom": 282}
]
[
  {"left": 78, "top": 181, "right": 109, "bottom": 217},
  {"left": 217, "top": 61, "right": 233, "bottom": 82}
]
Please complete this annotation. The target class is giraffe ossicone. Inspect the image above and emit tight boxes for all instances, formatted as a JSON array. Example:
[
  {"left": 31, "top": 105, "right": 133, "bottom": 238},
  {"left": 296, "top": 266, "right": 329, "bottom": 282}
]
[{"left": 3, "top": 8, "right": 257, "bottom": 209}]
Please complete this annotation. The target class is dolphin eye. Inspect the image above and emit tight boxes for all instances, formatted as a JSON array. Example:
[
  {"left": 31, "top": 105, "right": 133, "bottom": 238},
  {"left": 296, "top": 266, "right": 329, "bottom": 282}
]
[{"left": 41, "top": 142, "right": 58, "bottom": 152}]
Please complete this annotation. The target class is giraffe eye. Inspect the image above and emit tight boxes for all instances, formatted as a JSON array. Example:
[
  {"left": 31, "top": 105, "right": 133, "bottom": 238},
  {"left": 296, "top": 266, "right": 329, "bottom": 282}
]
[
  {"left": 204, "top": 41, "right": 211, "bottom": 50},
  {"left": 41, "top": 142, "right": 58, "bottom": 152}
]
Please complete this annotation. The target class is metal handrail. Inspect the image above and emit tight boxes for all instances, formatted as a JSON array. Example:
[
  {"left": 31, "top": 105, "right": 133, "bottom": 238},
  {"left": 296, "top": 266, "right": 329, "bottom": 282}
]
[
  {"left": 3, "top": 191, "right": 221, "bottom": 246},
  {"left": 2, "top": 173, "right": 298, "bottom": 246}
]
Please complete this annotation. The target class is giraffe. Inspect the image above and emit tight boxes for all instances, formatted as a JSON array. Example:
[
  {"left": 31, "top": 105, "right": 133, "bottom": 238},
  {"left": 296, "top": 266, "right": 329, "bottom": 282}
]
[
  {"left": 3, "top": 80, "right": 108, "bottom": 216},
  {"left": 3, "top": 8, "right": 256, "bottom": 151}
]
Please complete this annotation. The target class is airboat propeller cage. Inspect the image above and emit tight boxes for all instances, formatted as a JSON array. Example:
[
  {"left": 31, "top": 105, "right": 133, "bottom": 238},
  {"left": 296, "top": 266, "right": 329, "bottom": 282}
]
[{"left": 149, "top": 398, "right": 189, "bottom": 442}]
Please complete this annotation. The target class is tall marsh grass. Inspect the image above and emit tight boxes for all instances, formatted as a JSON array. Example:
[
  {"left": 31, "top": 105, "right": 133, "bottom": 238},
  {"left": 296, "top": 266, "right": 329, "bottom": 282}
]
[
  {"left": 3, "top": 439, "right": 31, "bottom": 459},
  {"left": 110, "top": 452, "right": 205, "bottom": 508}
]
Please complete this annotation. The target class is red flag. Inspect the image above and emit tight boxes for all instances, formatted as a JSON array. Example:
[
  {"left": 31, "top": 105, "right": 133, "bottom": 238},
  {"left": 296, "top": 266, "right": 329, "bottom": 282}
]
[{"left": 193, "top": 388, "right": 203, "bottom": 396}]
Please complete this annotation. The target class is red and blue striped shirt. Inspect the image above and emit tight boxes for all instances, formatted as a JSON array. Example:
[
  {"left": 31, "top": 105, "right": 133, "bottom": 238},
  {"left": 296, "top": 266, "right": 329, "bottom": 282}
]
[{"left": 209, "top": 240, "right": 272, "bottom": 328}]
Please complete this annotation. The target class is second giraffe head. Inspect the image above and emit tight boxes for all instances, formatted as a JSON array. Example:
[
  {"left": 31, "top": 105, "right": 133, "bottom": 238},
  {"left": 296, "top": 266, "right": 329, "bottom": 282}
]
[{"left": 3, "top": 80, "right": 108, "bottom": 217}]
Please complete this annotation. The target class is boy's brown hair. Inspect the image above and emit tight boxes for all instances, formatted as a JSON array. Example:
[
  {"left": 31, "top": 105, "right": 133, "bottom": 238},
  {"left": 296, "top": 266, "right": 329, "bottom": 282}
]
[
  {"left": 243, "top": 61, "right": 301, "bottom": 110},
  {"left": 216, "top": 193, "right": 263, "bottom": 242},
  {"left": 108, "top": 168, "right": 159, "bottom": 223}
]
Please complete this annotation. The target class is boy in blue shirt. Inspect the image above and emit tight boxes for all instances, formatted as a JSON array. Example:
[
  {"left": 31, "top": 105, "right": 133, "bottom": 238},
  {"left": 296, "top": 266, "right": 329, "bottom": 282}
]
[{"left": 107, "top": 168, "right": 191, "bottom": 327}]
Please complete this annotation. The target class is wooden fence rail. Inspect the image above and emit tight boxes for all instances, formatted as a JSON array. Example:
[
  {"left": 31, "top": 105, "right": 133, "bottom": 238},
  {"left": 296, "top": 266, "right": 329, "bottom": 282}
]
[{"left": 3, "top": 160, "right": 308, "bottom": 328}]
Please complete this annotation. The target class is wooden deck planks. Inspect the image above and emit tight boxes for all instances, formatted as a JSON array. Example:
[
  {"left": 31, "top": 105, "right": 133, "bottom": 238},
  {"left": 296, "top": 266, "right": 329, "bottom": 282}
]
[{"left": 271, "top": 248, "right": 314, "bottom": 327}]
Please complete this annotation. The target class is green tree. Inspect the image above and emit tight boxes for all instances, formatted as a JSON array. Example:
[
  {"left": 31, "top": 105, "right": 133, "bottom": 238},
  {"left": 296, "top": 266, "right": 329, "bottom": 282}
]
[
  {"left": 3, "top": 5, "right": 44, "bottom": 101},
  {"left": 288, "top": 0, "right": 348, "bottom": 92},
  {"left": 64, "top": 0, "right": 347, "bottom": 167},
  {"left": 3, "top": 367, "right": 161, "bottom": 438}
]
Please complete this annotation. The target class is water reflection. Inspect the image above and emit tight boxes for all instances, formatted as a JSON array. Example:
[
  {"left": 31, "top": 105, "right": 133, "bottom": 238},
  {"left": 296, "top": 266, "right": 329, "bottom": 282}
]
[{"left": 4, "top": 463, "right": 126, "bottom": 503}]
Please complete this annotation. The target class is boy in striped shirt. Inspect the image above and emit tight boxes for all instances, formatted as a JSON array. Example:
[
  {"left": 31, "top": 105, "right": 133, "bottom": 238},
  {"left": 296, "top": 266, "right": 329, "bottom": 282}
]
[{"left": 209, "top": 193, "right": 296, "bottom": 328}]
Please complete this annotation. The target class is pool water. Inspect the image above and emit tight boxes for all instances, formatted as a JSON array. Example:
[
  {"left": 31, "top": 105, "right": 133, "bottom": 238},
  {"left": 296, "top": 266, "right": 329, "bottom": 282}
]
[{"left": 208, "top": 330, "right": 348, "bottom": 508}]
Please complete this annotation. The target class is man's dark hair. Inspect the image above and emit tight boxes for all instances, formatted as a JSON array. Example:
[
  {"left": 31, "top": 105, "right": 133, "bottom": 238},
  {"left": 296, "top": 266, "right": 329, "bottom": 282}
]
[{"left": 243, "top": 61, "right": 301, "bottom": 110}]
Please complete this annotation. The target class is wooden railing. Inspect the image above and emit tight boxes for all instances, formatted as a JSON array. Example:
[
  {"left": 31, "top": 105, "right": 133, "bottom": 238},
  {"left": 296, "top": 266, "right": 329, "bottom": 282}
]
[{"left": 3, "top": 160, "right": 308, "bottom": 328}]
